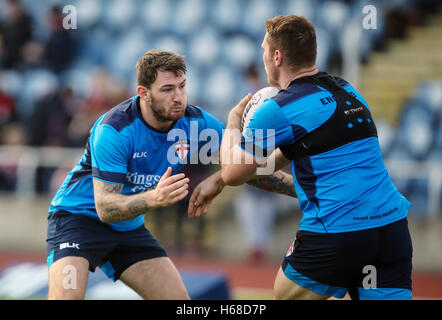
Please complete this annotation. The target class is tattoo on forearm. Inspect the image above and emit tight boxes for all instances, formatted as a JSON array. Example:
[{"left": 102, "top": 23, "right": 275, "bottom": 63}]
[
  {"left": 96, "top": 181, "right": 152, "bottom": 222},
  {"left": 127, "top": 199, "right": 150, "bottom": 215},
  {"left": 103, "top": 203, "right": 127, "bottom": 222},
  {"left": 247, "top": 171, "right": 297, "bottom": 198}
]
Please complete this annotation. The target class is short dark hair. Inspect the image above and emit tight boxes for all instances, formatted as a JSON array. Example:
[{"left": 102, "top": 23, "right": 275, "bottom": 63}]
[
  {"left": 136, "top": 49, "right": 186, "bottom": 88},
  {"left": 265, "top": 15, "right": 317, "bottom": 69}
]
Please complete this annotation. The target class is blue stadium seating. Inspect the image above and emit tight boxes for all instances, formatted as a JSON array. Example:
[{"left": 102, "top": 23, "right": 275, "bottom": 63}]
[
  {"left": 18, "top": 69, "right": 59, "bottom": 120},
  {"left": 398, "top": 102, "right": 437, "bottom": 161},
  {"left": 383, "top": 81, "right": 442, "bottom": 218},
  {"left": 209, "top": 0, "right": 244, "bottom": 32},
  {"left": 317, "top": 1, "right": 350, "bottom": 57}
]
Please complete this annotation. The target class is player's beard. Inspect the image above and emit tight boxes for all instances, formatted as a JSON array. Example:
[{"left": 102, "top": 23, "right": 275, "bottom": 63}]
[
  {"left": 265, "top": 64, "right": 279, "bottom": 87},
  {"left": 150, "top": 93, "right": 186, "bottom": 123}
]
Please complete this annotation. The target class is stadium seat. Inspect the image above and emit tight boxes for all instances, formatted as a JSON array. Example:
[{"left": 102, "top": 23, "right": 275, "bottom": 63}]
[
  {"left": 352, "top": 0, "right": 387, "bottom": 50},
  {"left": 104, "top": 27, "right": 150, "bottom": 82},
  {"left": 397, "top": 102, "right": 437, "bottom": 161},
  {"left": 413, "top": 81, "right": 442, "bottom": 113},
  {"left": 61, "top": 63, "right": 96, "bottom": 98},
  {"left": 285, "top": 0, "right": 316, "bottom": 21},
  {"left": 375, "top": 119, "right": 396, "bottom": 157},
  {"left": 185, "top": 66, "right": 203, "bottom": 106},
  {"left": 139, "top": 0, "right": 174, "bottom": 34},
  {"left": 153, "top": 35, "right": 186, "bottom": 56},
  {"left": 385, "top": 80, "right": 442, "bottom": 218},
  {"left": 427, "top": 148, "right": 442, "bottom": 217},
  {"left": 340, "top": 17, "right": 373, "bottom": 70},
  {"left": 187, "top": 27, "right": 221, "bottom": 67},
  {"left": 406, "top": 177, "right": 430, "bottom": 218},
  {"left": 0, "top": 71, "right": 23, "bottom": 98},
  {"left": 241, "top": 0, "right": 277, "bottom": 38},
  {"left": 202, "top": 65, "right": 239, "bottom": 121},
  {"left": 19, "top": 69, "right": 59, "bottom": 119},
  {"left": 75, "top": 0, "right": 103, "bottom": 29},
  {"left": 101, "top": 0, "right": 136, "bottom": 33},
  {"left": 384, "top": 144, "right": 413, "bottom": 194},
  {"left": 221, "top": 35, "right": 257, "bottom": 70},
  {"left": 315, "top": 27, "right": 332, "bottom": 70},
  {"left": 77, "top": 27, "right": 111, "bottom": 65},
  {"left": 170, "top": 0, "right": 207, "bottom": 36},
  {"left": 209, "top": 0, "right": 243, "bottom": 32},
  {"left": 317, "top": 1, "right": 350, "bottom": 56}
]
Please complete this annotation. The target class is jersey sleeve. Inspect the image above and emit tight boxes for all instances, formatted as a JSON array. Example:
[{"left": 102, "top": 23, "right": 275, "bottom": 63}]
[
  {"left": 239, "top": 99, "right": 294, "bottom": 158},
  {"left": 90, "top": 123, "right": 130, "bottom": 184}
]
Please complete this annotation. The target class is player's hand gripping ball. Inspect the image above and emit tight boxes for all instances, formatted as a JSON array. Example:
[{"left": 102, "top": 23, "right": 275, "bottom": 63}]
[{"left": 240, "top": 86, "right": 280, "bottom": 133}]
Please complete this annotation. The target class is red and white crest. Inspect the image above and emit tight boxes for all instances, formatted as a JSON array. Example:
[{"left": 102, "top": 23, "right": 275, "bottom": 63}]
[
  {"left": 285, "top": 241, "right": 295, "bottom": 257},
  {"left": 174, "top": 140, "right": 190, "bottom": 161}
]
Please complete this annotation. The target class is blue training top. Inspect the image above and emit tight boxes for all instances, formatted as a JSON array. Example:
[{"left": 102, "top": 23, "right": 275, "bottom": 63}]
[
  {"left": 240, "top": 72, "right": 410, "bottom": 233},
  {"left": 49, "top": 96, "right": 225, "bottom": 231}
]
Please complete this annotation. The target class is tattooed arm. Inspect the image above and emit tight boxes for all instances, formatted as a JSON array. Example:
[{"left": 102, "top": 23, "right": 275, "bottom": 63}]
[
  {"left": 93, "top": 167, "right": 189, "bottom": 223},
  {"left": 246, "top": 170, "right": 297, "bottom": 198},
  {"left": 245, "top": 148, "right": 296, "bottom": 198}
]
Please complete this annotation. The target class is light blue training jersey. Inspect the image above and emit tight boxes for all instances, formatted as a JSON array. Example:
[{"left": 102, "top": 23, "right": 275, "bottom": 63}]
[
  {"left": 240, "top": 73, "right": 410, "bottom": 233},
  {"left": 49, "top": 96, "right": 225, "bottom": 231}
]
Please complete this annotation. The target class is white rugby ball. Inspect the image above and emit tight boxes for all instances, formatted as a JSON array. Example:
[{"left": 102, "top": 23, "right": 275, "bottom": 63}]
[{"left": 241, "top": 86, "right": 280, "bottom": 133}]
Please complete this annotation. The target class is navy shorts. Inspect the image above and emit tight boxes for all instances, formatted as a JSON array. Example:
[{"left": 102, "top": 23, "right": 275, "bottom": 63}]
[
  {"left": 282, "top": 218, "right": 413, "bottom": 300},
  {"left": 46, "top": 211, "right": 167, "bottom": 281}
]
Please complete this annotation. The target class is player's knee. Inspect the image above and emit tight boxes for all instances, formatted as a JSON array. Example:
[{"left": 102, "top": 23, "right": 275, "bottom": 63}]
[
  {"left": 171, "top": 281, "right": 191, "bottom": 300},
  {"left": 48, "top": 276, "right": 87, "bottom": 300},
  {"left": 273, "top": 280, "right": 289, "bottom": 300},
  {"left": 48, "top": 275, "right": 87, "bottom": 300},
  {"left": 174, "top": 288, "right": 191, "bottom": 300}
]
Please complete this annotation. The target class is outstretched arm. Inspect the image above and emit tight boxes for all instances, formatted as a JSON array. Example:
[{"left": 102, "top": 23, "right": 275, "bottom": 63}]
[
  {"left": 187, "top": 170, "right": 225, "bottom": 218},
  {"left": 187, "top": 165, "right": 296, "bottom": 219}
]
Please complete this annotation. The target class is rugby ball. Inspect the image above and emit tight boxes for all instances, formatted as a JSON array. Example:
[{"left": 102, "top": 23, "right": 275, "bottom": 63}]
[{"left": 240, "top": 86, "right": 280, "bottom": 133}]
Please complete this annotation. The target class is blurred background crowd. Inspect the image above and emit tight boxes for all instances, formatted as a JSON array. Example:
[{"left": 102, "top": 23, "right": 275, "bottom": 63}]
[{"left": 0, "top": 0, "right": 441, "bottom": 267}]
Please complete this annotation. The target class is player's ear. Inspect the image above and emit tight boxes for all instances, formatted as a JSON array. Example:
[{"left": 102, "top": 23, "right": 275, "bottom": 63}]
[
  {"left": 137, "top": 85, "right": 150, "bottom": 99},
  {"left": 274, "top": 50, "right": 283, "bottom": 67}
]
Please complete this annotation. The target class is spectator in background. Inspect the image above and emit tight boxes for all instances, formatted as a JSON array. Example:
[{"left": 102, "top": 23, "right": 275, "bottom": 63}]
[
  {"left": 27, "top": 86, "right": 73, "bottom": 147},
  {"left": 0, "top": 75, "right": 16, "bottom": 129},
  {"left": 0, "top": 122, "right": 26, "bottom": 190},
  {"left": 18, "top": 40, "right": 46, "bottom": 71},
  {"left": 43, "top": 6, "right": 75, "bottom": 73},
  {"left": 67, "top": 69, "right": 129, "bottom": 146},
  {"left": 0, "top": 0, "right": 32, "bottom": 69},
  {"left": 14, "top": 6, "right": 76, "bottom": 73}
]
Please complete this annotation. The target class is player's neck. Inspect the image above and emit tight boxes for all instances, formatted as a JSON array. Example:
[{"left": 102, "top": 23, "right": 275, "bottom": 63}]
[
  {"left": 139, "top": 98, "right": 175, "bottom": 132},
  {"left": 280, "top": 65, "right": 318, "bottom": 89}
]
